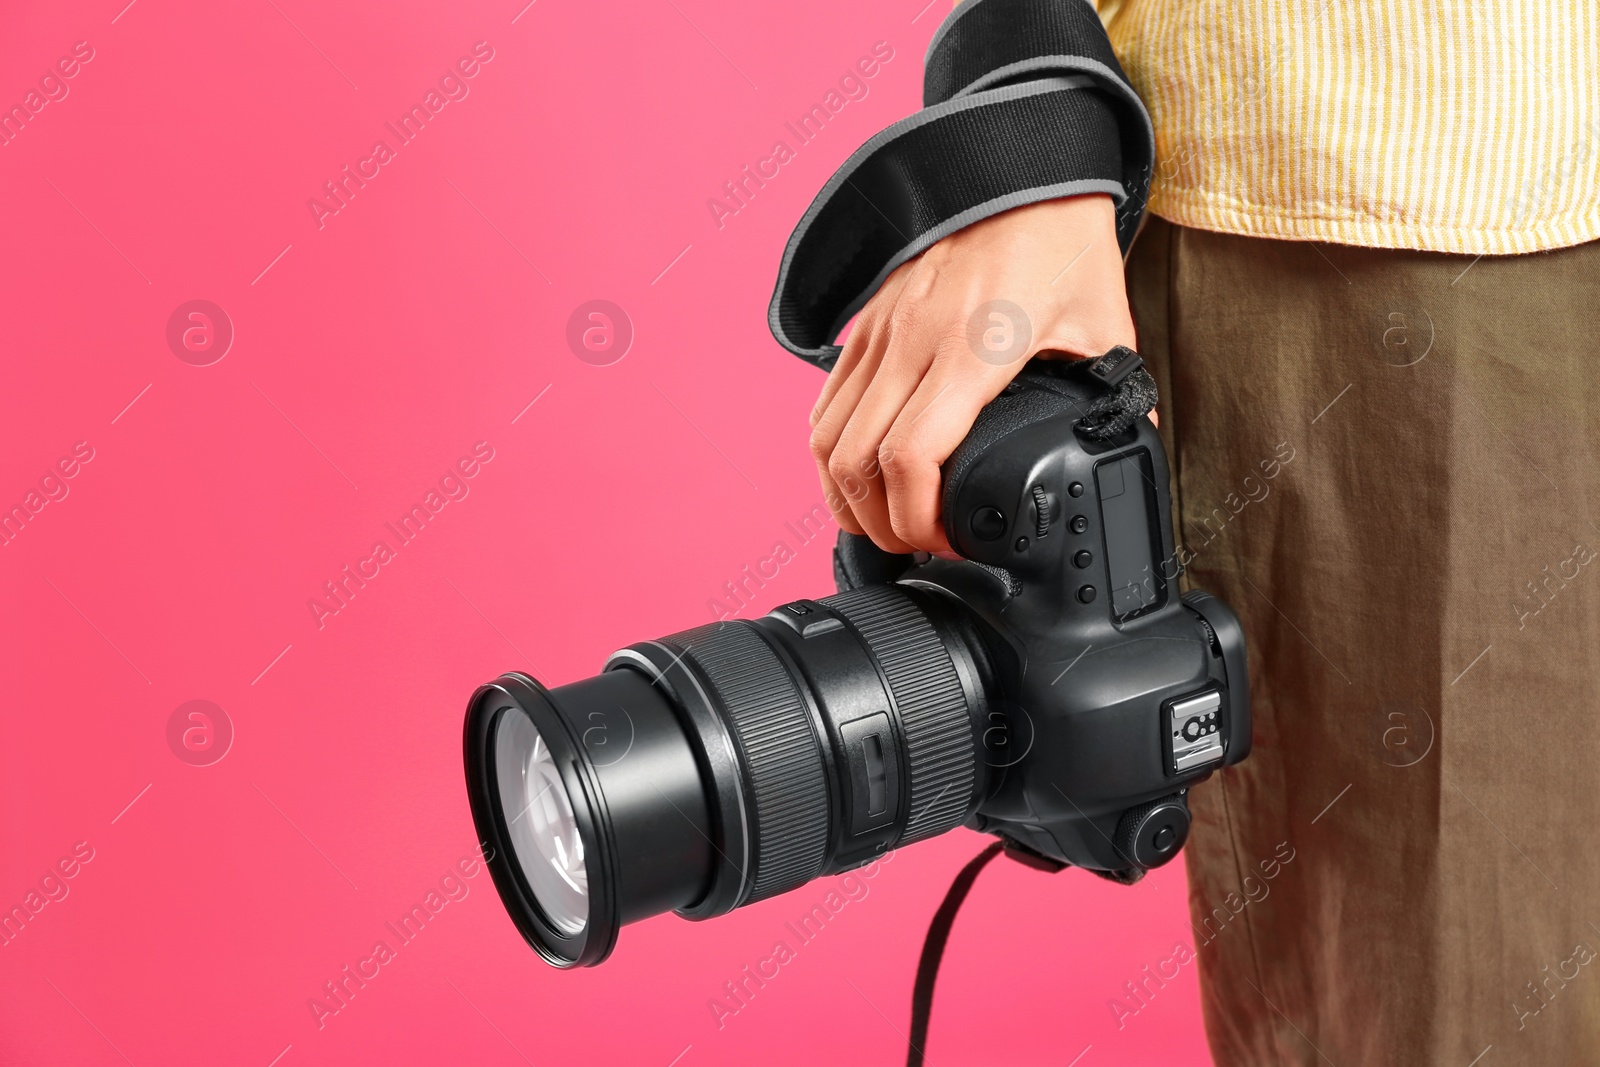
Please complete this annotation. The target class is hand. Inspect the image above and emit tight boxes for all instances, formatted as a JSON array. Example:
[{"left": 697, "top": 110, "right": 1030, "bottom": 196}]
[{"left": 808, "top": 193, "right": 1137, "bottom": 555}]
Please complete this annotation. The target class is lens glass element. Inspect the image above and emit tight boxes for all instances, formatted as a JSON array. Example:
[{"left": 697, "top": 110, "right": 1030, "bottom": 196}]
[{"left": 494, "top": 709, "right": 588, "bottom": 935}]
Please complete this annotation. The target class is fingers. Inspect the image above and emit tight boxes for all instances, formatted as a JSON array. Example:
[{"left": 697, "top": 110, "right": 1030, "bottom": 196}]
[
  {"left": 810, "top": 321, "right": 869, "bottom": 429},
  {"left": 811, "top": 321, "right": 890, "bottom": 534},
  {"left": 809, "top": 264, "right": 1002, "bottom": 555},
  {"left": 825, "top": 340, "right": 938, "bottom": 553},
  {"left": 810, "top": 259, "right": 917, "bottom": 427},
  {"left": 810, "top": 263, "right": 922, "bottom": 538},
  {"left": 878, "top": 357, "right": 1009, "bottom": 553}
]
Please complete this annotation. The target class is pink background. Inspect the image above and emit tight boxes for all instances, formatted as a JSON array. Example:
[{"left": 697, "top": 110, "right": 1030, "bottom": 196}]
[{"left": 0, "top": 0, "right": 1210, "bottom": 1063}]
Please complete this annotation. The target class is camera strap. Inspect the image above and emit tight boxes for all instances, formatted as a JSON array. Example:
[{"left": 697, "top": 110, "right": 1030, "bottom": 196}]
[
  {"left": 768, "top": 0, "right": 1155, "bottom": 372},
  {"left": 906, "top": 840, "right": 1004, "bottom": 1067}
]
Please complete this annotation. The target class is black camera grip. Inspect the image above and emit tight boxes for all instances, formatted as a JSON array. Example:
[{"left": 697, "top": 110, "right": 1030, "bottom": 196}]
[
  {"left": 941, "top": 356, "right": 1152, "bottom": 543},
  {"left": 831, "top": 354, "right": 1155, "bottom": 594}
]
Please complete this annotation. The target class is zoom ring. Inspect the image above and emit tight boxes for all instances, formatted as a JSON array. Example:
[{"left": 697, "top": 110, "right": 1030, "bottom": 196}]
[
  {"left": 663, "top": 622, "right": 831, "bottom": 905},
  {"left": 824, "top": 587, "right": 976, "bottom": 846}
]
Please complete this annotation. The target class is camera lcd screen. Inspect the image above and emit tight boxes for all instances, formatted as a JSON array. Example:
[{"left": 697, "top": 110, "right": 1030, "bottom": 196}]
[{"left": 1095, "top": 450, "right": 1165, "bottom": 620}]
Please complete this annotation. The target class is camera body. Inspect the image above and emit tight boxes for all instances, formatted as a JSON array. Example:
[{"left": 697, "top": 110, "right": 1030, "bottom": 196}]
[{"left": 834, "top": 362, "right": 1251, "bottom": 877}]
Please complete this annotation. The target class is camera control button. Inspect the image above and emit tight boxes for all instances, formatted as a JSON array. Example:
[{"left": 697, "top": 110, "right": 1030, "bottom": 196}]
[
  {"left": 1069, "top": 515, "right": 1089, "bottom": 534},
  {"left": 1076, "top": 585, "right": 1097, "bottom": 604},
  {"left": 770, "top": 602, "right": 844, "bottom": 639},
  {"left": 1068, "top": 481, "right": 1085, "bottom": 498},
  {"left": 1074, "top": 550, "right": 1093, "bottom": 569},
  {"left": 970, "top": 506, "right": 1007, "bottom": 541}
]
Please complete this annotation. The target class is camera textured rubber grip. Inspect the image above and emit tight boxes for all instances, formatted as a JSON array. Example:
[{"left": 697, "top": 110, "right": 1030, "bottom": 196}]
[
  {"left": 823, "top": 586, "right": 976, "bottom": 846},
  {"left": 661, "top": 622, "right": 831, "bottom": 906}
]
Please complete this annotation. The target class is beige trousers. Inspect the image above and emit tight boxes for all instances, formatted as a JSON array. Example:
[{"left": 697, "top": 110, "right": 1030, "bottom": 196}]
[{"left": 1126, "top": 216, "right": 1600, "bottom": 1066}]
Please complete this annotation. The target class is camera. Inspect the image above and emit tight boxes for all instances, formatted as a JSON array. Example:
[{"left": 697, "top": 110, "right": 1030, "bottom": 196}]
[{"left": 462, "top": 358, "right": 1250, "bottom": 967}]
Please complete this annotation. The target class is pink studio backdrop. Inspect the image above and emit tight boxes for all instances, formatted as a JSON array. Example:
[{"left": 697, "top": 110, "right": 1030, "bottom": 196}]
[{"left": 0, "top": 1, "right": 1211, "bottom": 1064}]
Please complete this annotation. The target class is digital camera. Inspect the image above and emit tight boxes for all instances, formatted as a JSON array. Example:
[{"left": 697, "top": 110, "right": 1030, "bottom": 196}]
[{"left": 462, "top": 357, "right": 1250, "bottom": 967}]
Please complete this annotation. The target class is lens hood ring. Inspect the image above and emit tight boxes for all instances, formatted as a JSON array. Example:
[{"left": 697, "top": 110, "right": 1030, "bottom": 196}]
[{"left": 464, "top": 674, "right": 622, "bottom": 968}]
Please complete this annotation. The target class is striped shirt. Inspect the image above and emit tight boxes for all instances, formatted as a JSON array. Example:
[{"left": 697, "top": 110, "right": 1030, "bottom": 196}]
[{"left": 1096, "top": 0, "right": 1600, "bottom": 253}]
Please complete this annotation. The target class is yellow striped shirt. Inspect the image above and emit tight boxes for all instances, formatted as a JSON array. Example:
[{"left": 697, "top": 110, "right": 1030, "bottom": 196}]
[{"left": 1097, "top": 0, "right": 1600, "bottom": 254}]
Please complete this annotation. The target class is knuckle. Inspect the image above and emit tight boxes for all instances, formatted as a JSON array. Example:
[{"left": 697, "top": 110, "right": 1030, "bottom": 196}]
[
  {"left": 827, "top": 450, "right": 860, "bottom": 488},
  {"left": 808, "top": 426, "right": 834, "bottom": 463},
  {"left": 830, "top": 501, "right": 864, "bottom": 534},
  {"left": 887, "top": 510, "right": 921, "bottom": 547},
  {"left": 884, "top": 491, "right": 931, "bottom": 550},
  {"left": 877, "top": 435, "right": 917, "bottom": 480},
  {"left": 857, "top": 449, "right": 881, "bottom": 480},
  {"left": 831, "top": 435, "right": 884, "bottom": 487}
]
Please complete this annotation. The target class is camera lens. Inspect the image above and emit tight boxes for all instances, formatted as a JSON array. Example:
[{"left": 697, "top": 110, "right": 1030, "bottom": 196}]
[
  {"left": 463, "top": 585, "right": 994, "bottom": 967},
  {"left": 493, "top": 712, "right": 588, "bottom": 935}
]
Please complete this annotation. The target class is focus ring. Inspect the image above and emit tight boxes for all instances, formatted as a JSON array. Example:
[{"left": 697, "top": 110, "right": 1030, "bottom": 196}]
[
  {"left": 662, "top": 622, "right": 830, "bottom": 905},
  {"left": 824, "top": 587, "right": 976, "bottom": 846}
]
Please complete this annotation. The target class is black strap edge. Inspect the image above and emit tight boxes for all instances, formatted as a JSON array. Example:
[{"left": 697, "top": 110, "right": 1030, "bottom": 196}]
[
  {"left": 958, "top": 61, "right": 1097, "bottom": 98},
  {"left": 922, "top": 0, "right": 1103, "bottom": 83},
  {"left": 954, "top": 55, "right": 1155, "bottom": 158}
]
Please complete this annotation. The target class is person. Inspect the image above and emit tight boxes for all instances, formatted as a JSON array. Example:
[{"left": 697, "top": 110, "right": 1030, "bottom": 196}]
[{"left": 806, "top": 1, "right": 1600, "bottom": 1063}]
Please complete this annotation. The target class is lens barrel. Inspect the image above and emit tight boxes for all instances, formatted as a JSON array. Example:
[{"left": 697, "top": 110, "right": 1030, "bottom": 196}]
[{"left": 463, "top": 584, "right": 993, "bottom": 966}]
